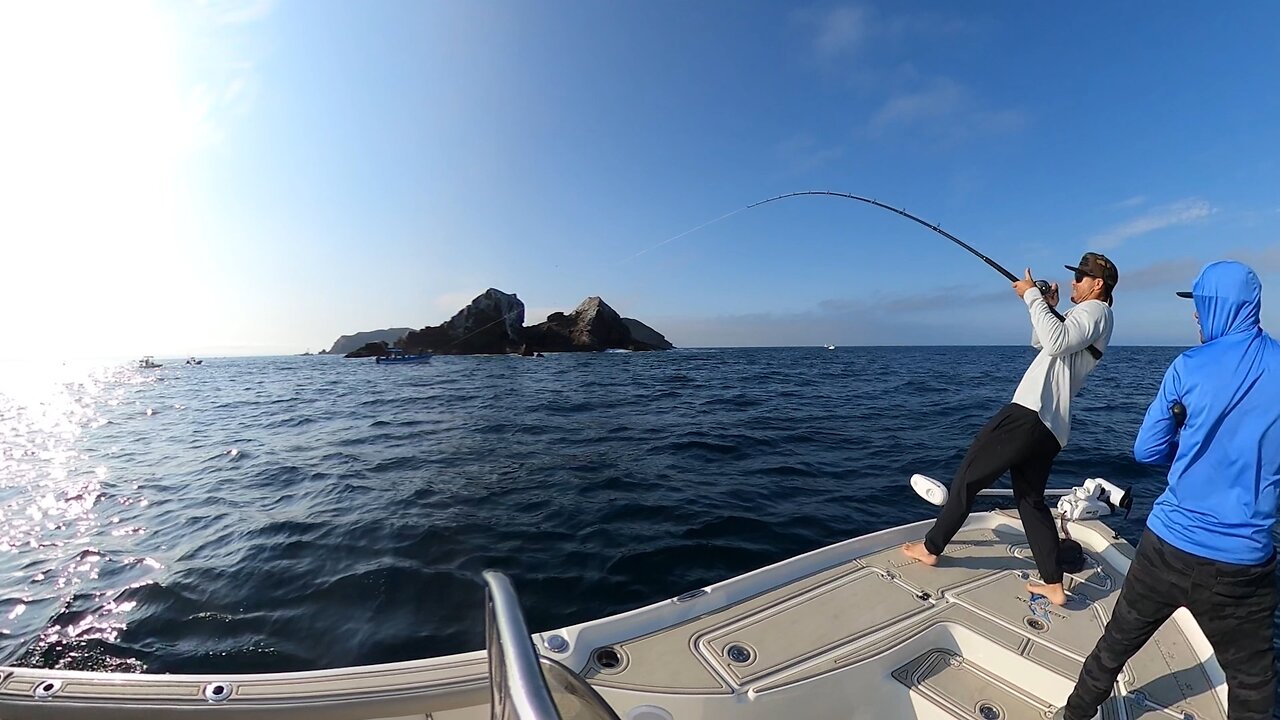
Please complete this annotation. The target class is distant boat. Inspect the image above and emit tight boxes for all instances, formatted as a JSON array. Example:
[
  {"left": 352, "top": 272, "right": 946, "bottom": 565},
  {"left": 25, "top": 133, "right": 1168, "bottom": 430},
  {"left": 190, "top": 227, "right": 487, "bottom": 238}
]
[
  {"left": 185, "top": 357, "right": 203, "bottom": 366},
  {"left": 137, "top": 356, "right": 162, "bottom": 369},
  {"left": 824, "top": 344, "right": 836, "bottom": 350},
  {"left": 375, "top": 348, "right": 432, "bottom": 364}
]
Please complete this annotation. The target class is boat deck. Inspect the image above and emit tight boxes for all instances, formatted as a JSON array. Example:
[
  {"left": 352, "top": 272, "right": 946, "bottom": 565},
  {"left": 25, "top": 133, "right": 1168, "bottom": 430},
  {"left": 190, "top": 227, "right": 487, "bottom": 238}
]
[{"left": 578, "top": 510, "right": 1225, "bottom": 720}]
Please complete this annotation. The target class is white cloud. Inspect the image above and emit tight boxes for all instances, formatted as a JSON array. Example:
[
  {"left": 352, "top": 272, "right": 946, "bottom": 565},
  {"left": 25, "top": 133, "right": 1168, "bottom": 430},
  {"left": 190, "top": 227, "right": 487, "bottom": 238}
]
[
  {"left": 877, "top": 286, "right": 1007, "bottom": 313},
  {"left": 775, "top": 133, "right": 845, "bottom": 174},
  {"left": 803, "top": 4, "right": 970, "bottom": 59},
  {"left": 813, "top": 6, "right": 871, "bottom": 57},
  {"left": 1110, "top": 195, "right": 1147, "bottom": 209},
  {"left": 1088, "top": 198, "right": 1215, "bottom": 249},
  {"left": 870, "top": 77, "right": 965, "bottom": 128},
  {"left": 868, "top": 77, "right": 1025, "bottom": 140},
  {"left": 1235, "top": 244, "right": 1280, "bottom": 274},
  {"left": 818, "top": 287, "right": 1008, "bottom": 315},
  {"left": 796, "top": 6, "right": 1012, "bottom": 144},
  {"left": 1091, "top": 245, "right": 1279, "bottom": 296},
  {"left": 1115, "top": 258, "right": 1205, "bottom": 291}
]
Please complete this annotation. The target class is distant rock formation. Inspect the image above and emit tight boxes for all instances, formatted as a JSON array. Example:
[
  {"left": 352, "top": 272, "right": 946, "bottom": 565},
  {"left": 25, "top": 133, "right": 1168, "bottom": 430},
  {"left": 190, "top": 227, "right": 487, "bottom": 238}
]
[
  {"left": 344, "top": 341, "right": 390, "bottom": 358},
  {"left": 328, "top": 328, "right": 413, "bottom": 356},
  {"left": 524, "top": 297, "right": 622, "bottom": 351},
  {"left": 622, "top": 318, "right": 674, "bottom": 351},
  {"left": 402, "top": 289, "right": 525, "bottom": 355},
  {"left": 346, "top": 289, "right": 672, "bottom": 357},
  {"left": 523, "top": 296, "right": 672, "bottom": 352}
]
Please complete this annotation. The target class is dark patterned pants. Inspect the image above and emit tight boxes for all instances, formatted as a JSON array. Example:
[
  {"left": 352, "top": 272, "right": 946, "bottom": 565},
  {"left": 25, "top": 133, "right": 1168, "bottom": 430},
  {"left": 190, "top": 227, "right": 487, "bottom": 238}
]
[
  {"left": 924, "top": 403, "right": 1064, "bottom": 583},
  {"left": 1064, "top": 528, "right": 1277, "bottom": 720}
]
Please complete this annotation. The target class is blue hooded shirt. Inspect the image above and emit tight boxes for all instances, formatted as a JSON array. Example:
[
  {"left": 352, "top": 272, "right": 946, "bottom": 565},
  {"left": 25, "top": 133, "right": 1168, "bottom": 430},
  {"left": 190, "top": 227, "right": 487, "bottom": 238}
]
[{"left": 1139, "top": 261, "right": 1280, "bottom": 565}]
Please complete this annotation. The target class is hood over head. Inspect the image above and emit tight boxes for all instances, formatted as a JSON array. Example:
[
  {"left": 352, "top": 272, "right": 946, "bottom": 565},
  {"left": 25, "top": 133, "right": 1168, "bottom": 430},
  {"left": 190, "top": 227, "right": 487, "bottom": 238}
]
[{"left": 1181, "top": 261, "right": 1262, "bottom": 342}]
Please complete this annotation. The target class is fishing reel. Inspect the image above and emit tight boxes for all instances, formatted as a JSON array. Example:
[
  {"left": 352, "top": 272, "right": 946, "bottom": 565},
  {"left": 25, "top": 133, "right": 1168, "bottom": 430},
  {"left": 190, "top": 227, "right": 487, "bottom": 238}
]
[
  {"left": 1056, "top": 477, "right": 1133, "bottom": 522},
  {"left": 1034, "top": 279, "right": 1053, "bottom": 295}
]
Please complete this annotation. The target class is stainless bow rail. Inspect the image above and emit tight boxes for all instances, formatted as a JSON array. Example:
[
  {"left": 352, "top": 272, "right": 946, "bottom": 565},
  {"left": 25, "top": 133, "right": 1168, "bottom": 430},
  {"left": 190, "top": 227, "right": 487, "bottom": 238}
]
[{"left": 483, "top": 570, "right": 619, "bottom": 720}]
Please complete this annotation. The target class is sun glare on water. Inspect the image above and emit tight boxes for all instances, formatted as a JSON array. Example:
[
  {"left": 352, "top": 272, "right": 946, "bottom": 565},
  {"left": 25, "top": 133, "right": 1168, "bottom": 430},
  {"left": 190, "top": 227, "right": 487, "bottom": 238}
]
[{"left": 0, "top": 358, "right": 161, "bottom": 667}]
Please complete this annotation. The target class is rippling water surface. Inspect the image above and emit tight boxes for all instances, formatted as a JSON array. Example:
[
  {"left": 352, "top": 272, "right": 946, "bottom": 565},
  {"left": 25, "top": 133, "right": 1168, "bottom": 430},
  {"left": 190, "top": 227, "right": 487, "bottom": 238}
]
[{"left": 2, "top": 346, "right": 1250, "bottom": 675}]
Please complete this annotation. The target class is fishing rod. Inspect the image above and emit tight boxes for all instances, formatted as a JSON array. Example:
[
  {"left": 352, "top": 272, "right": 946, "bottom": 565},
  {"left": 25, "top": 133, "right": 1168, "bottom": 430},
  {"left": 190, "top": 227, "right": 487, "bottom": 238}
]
[
  {"left": 746, "top": 190, "right": 1102, "bottom": 360},
  {"left": 428, "top": 189, "right": 1101, "bottom": 357},
  {"left": 747, "top": 191, "right": 1041, "bottom": 289}
]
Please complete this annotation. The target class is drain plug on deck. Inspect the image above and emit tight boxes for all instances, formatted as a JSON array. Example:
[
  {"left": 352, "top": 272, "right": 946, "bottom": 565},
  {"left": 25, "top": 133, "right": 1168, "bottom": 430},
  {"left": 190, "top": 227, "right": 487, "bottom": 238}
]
[
  {"left": 1024, "top": 616, "right": 1048, "bottom": 633},
  {"left": 977, "top": 702, "right": 1003, "bottom": 720},
  {"left": 725, "top": 643, "right": 753, "bottom": 664},
  {"left": 592, "top": 647, "right": 626, "bottom": 673}
]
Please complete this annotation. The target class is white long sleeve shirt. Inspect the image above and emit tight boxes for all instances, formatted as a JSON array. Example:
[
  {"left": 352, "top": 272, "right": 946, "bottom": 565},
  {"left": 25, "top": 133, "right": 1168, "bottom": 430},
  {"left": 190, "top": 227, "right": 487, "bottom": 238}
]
[{"left": 1010, "top": 287, "right": 1114, "bottom": 449}]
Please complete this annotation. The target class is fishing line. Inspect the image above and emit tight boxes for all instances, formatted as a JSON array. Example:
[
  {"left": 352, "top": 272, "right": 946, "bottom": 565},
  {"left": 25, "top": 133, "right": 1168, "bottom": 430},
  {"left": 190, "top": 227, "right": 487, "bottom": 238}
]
[
  {"left": 614, "top": 207, "right": 751, "bottom": 266},
  {"left": 437, "top": 207, "right": 747, "bottom": 348},
  {"left": 435, "top": 189, "right": 1096, "bottom": 356},
  {"left": 746, "top": 190, "right": 1025, "bottom": 282},
  {"left": 738, "top": 190, "right": 1100, "bottom": 359}
]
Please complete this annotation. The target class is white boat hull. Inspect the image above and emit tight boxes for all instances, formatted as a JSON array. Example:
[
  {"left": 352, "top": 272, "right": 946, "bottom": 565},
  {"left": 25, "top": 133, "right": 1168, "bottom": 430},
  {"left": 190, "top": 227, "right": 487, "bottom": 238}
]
[{"left": 0, "top": 511, "right": 1228, "bottom": 719}]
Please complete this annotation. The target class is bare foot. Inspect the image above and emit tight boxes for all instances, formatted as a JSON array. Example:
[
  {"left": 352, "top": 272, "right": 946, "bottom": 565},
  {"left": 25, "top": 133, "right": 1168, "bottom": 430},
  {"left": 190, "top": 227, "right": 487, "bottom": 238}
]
[
  {"left": 902, "top": 541, "right": 938, "bottom": 566},
  {"left": 1027, "top": 581, "right": 1068, "bottom": 606}
]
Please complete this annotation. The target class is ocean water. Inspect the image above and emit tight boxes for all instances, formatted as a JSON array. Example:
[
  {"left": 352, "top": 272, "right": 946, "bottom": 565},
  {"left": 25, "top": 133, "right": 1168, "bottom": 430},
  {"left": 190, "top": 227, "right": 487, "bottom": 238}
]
[{"left": 2, "top": 346, "right": 1265, "bottom": 678}]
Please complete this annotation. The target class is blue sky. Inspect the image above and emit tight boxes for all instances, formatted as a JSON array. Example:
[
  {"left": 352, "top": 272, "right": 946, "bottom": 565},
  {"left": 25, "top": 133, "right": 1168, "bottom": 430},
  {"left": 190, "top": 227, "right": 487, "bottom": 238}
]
[{"left": 2, "top": 1, "right": 1277, "bottom": 356}]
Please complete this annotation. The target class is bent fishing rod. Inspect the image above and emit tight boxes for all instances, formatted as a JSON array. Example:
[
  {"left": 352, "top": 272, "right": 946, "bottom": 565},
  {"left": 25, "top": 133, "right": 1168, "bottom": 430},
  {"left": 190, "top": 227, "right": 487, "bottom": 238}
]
[
  {"left": 749, "top": 190, "right": 1036, "bottom": 287},
  {"left": 440, "top": 189, "right": 1101, "bottom": 357},
  {"left": 746, "top": 191, "right": 1102, "bottom": 360}
]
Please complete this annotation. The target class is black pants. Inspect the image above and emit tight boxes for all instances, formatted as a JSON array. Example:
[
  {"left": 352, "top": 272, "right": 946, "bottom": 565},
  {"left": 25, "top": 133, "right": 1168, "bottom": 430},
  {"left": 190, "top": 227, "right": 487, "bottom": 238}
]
[
  {"left": 924, "top": 403, "right": 1064, "bottom": 583},
  {"left": 1064, "top": 528, "right": 1277, "bottom": 720}
]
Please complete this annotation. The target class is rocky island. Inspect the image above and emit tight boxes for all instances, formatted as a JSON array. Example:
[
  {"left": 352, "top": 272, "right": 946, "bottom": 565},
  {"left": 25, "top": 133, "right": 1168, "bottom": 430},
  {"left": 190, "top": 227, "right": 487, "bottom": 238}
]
[
  {"left": 336, "top": 290, "right": 672, "bottom": 357},
  {"left": 326, "top": 328, "right": 414, "bottom": 356}
]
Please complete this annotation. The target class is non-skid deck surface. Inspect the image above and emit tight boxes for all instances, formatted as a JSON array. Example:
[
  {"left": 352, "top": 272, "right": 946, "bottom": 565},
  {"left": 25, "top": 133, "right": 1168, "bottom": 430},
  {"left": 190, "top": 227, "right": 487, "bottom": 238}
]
[{"left": 585, "top": 522, "right": 1225, "bottom": 719}]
